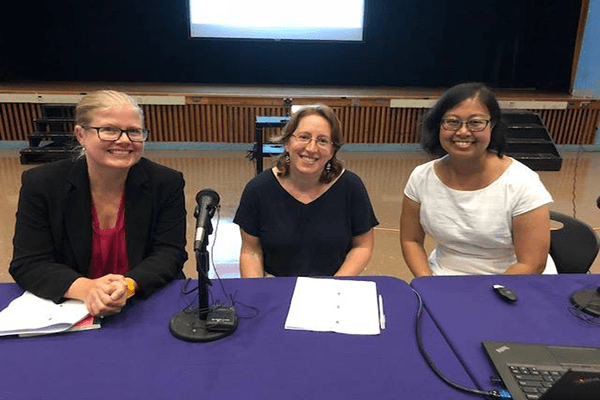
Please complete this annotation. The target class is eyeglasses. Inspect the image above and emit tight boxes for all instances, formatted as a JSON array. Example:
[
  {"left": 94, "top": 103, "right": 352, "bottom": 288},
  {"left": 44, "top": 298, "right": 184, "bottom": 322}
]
[
  {"left": 291, "top": 133, "right": 333, "bottom": 148},
  {"left": 84, "top": 126, "right": 149, "bottom": 142},
  {"left": 441, "top": 118, "right": 490, "bottom": 132}
]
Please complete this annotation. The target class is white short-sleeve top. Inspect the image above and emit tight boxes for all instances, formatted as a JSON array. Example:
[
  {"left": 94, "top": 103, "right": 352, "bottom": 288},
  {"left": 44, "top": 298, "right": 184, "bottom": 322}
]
[{"left": 404, "top": 156, "right": 554, "bottom": 275}]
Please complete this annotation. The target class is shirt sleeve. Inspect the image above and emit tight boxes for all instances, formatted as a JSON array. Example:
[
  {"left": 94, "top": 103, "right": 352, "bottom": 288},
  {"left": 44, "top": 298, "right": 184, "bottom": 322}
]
[
  {"left": 404, "top": 163, "right": 426, "bottom": 204},
  {"left": 233, "top": 176, "right": 262, "bottom": 237},
  {"left": 348, "top": 172, "right": 379, "bottom": 236},
  {"left": 9, "top": 167, "right": 83, "bottom": 303},
  {"left": 125, "top": 168, "right": 188, "bottom": 298},
  {"left": 509, "top": 163, "right": 553, "bottom": 217}
]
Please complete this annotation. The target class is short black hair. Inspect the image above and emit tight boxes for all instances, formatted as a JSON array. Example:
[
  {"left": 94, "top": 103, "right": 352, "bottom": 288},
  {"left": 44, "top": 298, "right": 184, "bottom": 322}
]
[{"left": 420, "top": 82, "right": 507, "bottom": 157}]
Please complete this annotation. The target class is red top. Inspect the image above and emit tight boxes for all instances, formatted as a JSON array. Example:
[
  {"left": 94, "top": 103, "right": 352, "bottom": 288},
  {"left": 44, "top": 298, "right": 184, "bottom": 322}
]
[{"left": 89, "top": 196, "right": 129, "bottom": 279}]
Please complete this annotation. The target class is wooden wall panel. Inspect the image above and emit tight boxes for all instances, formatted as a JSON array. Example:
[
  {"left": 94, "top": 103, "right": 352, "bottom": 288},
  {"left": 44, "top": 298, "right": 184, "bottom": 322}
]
[
  {"left": 537, "top": 108, "right": 600, "bottom": 145},
  {"left": 0, "top": 103, "right": 41, "bottom": 141},
  {"left": 0, "top": 102, "right": 598, "bottom": 145}
]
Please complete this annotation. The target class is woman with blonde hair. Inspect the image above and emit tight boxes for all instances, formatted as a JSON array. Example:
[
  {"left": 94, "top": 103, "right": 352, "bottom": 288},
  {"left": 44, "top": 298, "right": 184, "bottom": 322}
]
[{"left": 10, "top": 90, "right": 187, "bottom": 316}]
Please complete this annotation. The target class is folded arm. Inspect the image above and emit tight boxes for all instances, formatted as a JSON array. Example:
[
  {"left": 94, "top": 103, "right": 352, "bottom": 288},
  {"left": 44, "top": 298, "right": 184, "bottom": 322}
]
[
  {"left": 124, "top": 172, "right": 187, "bottom": 297},
  {"left": 9, "top": 170, "right": 84, "bottom": 302}
]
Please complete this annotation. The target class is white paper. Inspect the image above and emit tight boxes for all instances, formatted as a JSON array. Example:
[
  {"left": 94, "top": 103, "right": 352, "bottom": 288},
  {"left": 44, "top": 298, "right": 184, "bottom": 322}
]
[
  {"left": 0, "top": 291, "right": 89, "bottom": 336},
  {"left": 284, "top": 277, "right": 381, "bottom": 335}
]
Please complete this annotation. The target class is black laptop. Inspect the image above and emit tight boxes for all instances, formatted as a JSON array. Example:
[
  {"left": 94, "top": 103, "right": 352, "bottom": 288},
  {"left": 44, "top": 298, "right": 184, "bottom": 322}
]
[{"left": 483, "top": 341, "right": 600, "bottom": 400}]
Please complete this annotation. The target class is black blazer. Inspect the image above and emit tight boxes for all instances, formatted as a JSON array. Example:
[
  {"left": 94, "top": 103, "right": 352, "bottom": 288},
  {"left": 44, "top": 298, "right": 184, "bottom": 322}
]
[{"left": 10, "top": 157, "right": 188, "bottom": 303}]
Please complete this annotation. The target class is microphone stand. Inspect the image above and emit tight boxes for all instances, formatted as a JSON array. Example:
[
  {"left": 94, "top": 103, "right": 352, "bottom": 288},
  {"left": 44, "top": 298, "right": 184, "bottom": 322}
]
[{"left": 169, "top": 215, "right": 235, "bottom": 342}]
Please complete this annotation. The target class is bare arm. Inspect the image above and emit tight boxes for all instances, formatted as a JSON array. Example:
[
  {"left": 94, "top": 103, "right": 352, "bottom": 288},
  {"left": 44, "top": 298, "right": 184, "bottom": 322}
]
[
  {"left": 239, "top": 229, "right": 265, "bottom": 278},
  {"left": 335, "top": 229, "right": 375, "bottom": 276},
  {"left": 505, "top": 205, "right": 550, "bottom": 274},
  {"left": 400, "top": 195, "right": 432, "bottom": 277}
]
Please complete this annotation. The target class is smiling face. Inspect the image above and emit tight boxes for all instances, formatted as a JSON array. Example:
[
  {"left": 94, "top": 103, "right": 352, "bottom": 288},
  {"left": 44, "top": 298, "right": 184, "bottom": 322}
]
[
  {"left": 284, "top": 113, "right": 334, "bottom": 180},
  {"left": 75, "top": 105, "right": 144, "bottom": 174},
  {"left": 439, "top": 97, "right": 492, "bottom": 160}
]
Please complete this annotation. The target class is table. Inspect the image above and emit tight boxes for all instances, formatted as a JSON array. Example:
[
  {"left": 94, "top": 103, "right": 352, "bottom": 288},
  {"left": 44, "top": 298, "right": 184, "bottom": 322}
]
[
  {"left": 254, "top": 116, "right": 289, "bottom": 173},
  {"left": 0, "top": 277, "right": 480, "bottom": 399},
  {"left": 411, "top": 274, "right": 600, "bottom": 392}
]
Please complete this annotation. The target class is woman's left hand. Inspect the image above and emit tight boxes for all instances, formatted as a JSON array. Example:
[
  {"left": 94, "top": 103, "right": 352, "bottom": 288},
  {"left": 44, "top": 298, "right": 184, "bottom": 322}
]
[
  {"left": 335, "top": 229, "right": 375, "bottom": 276},
  {"left": 65, "top": 274, "right": 130, "bottom": 316}
]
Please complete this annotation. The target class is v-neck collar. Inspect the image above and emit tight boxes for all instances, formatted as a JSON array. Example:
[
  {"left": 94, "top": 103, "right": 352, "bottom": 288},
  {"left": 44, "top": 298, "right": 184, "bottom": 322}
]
[{"left": 270, "top": 168, "right": 346, "bottom": 205}]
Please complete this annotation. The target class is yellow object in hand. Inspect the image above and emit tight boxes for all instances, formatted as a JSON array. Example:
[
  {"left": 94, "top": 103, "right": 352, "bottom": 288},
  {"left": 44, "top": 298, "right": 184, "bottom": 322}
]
[{"left": 125, "top": 278, "right": 136, "bottom": 299}]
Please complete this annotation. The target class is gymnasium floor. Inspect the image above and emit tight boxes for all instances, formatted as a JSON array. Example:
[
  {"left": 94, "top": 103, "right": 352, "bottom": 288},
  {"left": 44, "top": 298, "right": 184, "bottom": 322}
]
[{"left": 0, "top": 148, "right": 598, "bottom": 283}]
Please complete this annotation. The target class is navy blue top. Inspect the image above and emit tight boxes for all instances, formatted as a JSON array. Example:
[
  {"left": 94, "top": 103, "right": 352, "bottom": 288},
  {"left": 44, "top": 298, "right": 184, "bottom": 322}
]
[{"left": 234, "top": 169, "right": 378, "bottom": 276}]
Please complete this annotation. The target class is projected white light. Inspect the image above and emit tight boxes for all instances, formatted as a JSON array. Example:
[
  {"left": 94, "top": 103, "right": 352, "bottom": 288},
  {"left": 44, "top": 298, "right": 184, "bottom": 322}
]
[{"left": 190, "top": 0, "right": 365, "bottom": 41}]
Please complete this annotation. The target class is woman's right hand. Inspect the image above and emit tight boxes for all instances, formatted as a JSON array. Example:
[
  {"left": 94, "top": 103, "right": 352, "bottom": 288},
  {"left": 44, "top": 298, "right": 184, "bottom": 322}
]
[
  {"left": 65, "top": 274, "right": 128, "bottom": 316},
  {"left": 400, "top": 195, "right": 433, "bottom": 277}
]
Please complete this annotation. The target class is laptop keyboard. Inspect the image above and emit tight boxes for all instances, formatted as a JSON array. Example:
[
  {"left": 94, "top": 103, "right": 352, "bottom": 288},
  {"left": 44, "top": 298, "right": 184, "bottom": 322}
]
[{"left": 508, "top": 365, "right": 564, "bottom": 400}]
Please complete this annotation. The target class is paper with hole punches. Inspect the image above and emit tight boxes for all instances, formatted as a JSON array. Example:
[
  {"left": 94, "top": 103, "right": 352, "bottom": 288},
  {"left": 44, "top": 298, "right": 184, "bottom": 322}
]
[
  {"left": 0, "top": 291, "right": 90, "bottom": 337},
  {"left": 284, "top": 277, "right": 381, "bottom": 335}
]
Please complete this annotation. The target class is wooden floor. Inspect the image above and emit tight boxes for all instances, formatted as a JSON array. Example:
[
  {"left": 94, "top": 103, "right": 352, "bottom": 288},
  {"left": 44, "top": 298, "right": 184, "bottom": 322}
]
[{"left": 0, "top": 148, "right": 599, "bottom": 284}]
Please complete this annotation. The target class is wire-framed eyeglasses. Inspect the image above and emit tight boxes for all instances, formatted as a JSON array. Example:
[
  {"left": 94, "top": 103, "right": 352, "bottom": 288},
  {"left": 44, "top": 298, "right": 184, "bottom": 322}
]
[
  {"left": 441, "top": 118, "right": 490, "bottom": 132},
  {"left": 85, "top": 126, "right": 149, "bottom": 142},
  {"left": 291, "top": 133, "right": 333, "bottom": 148}
]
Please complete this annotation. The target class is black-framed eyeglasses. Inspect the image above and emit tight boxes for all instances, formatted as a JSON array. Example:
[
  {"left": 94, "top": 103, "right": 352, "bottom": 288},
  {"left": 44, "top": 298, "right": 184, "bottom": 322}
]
[
  {"left": 441, "top": 118, "right": 490, "bottom": 132},
  {"left": 291, "top": 133, "right": 333, "bottom": 148},
  {"left": 84, "top": 126, "right": 149, "bottom": 142}
]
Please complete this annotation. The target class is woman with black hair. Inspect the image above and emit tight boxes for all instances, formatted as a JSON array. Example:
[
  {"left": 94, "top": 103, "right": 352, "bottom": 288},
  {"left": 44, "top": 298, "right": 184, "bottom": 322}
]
[{"left": 400, "top": 82, "right": 555, "bottom": 276}]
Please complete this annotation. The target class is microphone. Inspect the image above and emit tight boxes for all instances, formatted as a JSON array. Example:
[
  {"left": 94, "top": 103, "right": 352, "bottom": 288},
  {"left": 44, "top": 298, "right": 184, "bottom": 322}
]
[
  {"left": 170, "top": 187, "right": 238, "bottom": 342},
  {"left": 597, "top": 196, "right": 600, "bottom": 209},
  {"left": 194, "top": 189, "right": 220, "bottom": 252}
]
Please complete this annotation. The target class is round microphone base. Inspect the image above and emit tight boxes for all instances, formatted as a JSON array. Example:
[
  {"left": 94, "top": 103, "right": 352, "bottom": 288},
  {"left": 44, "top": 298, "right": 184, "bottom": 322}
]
[
  {"left": 169, "top": 308, "right": 237, "bottom": 342},
  {"left": 570, "top": 289, "right": 600, "bottom": 317}
]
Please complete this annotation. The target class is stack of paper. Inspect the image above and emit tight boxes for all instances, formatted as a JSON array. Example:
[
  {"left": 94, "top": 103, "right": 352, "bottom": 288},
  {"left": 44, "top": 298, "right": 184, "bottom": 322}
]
[
  {"left": 0, "top": 291, "right": 90, "bottom": 337},
  {"left": 284, "top": 277, "right": 381, "bottom": 335}
]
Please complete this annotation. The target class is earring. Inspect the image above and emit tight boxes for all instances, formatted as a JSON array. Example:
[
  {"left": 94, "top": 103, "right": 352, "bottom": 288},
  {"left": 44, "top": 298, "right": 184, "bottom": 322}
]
[
  {"left": 325, "top": 161, "right": 332, "bottom": 173},
  {"left": 285, "top": 153, "right": 290, "bottom": 165}
]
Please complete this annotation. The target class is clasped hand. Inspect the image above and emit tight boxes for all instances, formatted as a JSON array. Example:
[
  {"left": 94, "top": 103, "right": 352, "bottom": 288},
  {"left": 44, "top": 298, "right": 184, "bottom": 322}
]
[{"left": 81, "top": 274, "right": 129, "bottom": 316}]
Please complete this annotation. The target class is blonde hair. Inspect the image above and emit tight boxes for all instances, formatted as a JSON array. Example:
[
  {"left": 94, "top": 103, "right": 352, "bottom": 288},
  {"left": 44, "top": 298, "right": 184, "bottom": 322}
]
[
  {"left": 75, "top": 90, "right": 144, "bottom": 127},
  {"left": 74, "top": 90, "right": 144, "bottom": 159}
]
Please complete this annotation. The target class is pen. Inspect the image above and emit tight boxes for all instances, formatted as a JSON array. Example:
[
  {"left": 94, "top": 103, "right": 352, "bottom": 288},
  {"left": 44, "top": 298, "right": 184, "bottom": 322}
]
[{"left": 378, "top": 294, "right": 386, "bottom": 330}]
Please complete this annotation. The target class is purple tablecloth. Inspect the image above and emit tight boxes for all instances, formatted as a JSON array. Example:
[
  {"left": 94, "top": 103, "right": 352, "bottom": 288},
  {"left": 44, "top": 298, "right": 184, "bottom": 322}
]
[
  {"left": 411, "top": 274, "right": 600, "bottom": 392},
  {"left": 0, "top": 276, "right": 482, "bottom": 399}
]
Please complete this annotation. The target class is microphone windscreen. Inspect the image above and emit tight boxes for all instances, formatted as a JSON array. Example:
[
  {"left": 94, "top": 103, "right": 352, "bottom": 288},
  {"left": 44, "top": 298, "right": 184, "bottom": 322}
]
[{"left": 196, "top": 189, "right": 220, "bottom": 206}]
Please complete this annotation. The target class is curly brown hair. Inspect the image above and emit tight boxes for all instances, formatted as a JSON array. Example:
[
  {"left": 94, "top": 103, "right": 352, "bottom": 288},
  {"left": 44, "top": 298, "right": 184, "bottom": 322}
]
[{"left": 271, "top": 104, "right": 344, "bottom": 183}]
